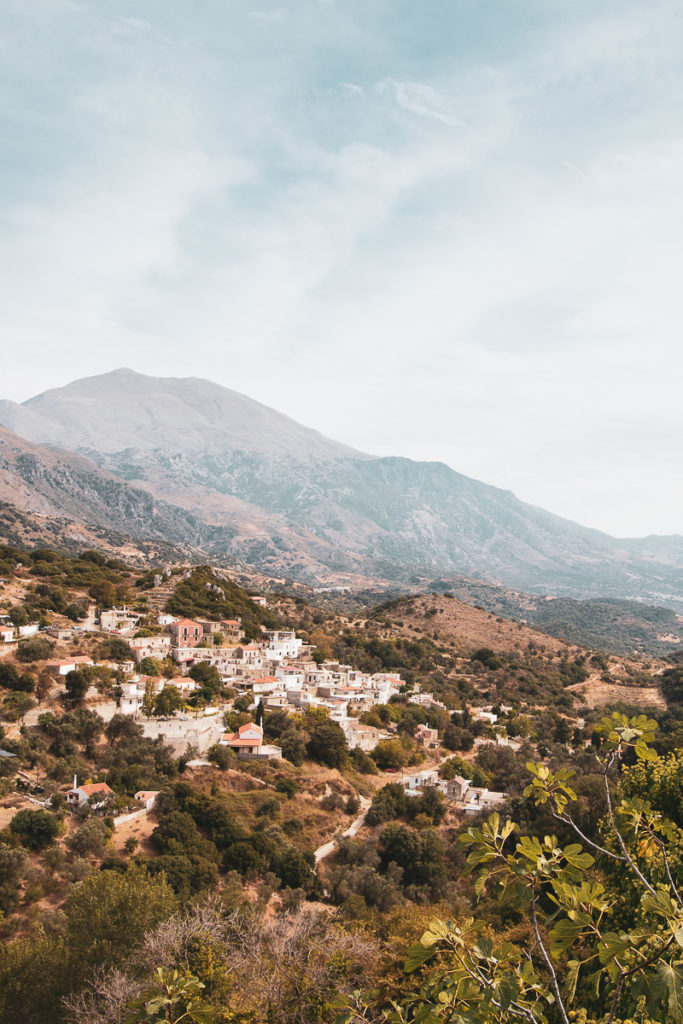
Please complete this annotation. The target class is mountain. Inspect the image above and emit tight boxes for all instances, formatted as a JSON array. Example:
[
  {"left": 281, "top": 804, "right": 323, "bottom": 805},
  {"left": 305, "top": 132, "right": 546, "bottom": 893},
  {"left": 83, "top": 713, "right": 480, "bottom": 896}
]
[
  {"left": 0, "top": 369, "right": 681, "bottom": 607},
  {"left": 0, "top": 424, "right": 229, "bottom": 556},
  {"left": 0, "top": 368, "right": 362, "bottom": 460}
]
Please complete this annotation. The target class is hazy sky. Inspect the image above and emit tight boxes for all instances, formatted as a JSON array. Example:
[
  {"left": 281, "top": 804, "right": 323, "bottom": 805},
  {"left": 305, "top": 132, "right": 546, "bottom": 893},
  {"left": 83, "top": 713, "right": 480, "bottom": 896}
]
[{"left": 1, "top": 1, "right": 682, "bottom": 538}]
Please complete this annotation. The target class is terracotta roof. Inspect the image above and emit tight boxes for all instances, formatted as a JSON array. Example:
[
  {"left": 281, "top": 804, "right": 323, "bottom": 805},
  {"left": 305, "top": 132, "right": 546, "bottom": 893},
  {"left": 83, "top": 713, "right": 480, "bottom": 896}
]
[
  {"left": 75, "top": 782, "right": 113, "bottom": 797},
  {"left": 223, "top": 722, "right": 263, "bottom": 746},
  {"left": 237, "top": 722, "right": 263, "bottom": 736}
]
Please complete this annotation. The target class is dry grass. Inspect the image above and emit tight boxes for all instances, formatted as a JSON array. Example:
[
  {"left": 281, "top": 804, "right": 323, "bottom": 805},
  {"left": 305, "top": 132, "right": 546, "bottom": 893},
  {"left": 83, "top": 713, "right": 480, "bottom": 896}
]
[
  {"left": 390, "top": 594, "right": 575, "bottom": 656},
  {"left": 568, "top": 678, "right": 666, "bottom": 710}
]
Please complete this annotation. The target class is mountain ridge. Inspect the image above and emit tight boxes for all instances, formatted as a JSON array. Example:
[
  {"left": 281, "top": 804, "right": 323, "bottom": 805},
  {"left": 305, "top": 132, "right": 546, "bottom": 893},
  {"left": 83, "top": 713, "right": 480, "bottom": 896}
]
[
  {"left": 0, "top": 367, "right": 366, "bottom": 460},
  {"left": 0, "top": 370, "right": 681, "bottom": 608}
]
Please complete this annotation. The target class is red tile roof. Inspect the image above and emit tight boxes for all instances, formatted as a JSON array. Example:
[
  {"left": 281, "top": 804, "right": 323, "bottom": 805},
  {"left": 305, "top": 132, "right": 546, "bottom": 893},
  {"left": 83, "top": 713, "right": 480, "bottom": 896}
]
[
  {"left": 223, "top": 722, "right": 263, "bottom": 747},
  {"left": 75, "top": 782, "right": 113, "bottom": 797}
]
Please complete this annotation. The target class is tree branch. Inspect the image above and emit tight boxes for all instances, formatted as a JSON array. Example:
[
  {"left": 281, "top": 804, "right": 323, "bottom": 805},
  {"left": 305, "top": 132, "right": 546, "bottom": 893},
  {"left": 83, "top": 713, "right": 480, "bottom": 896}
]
[
  {"left": 552, "top": 811, "right": 626, "bottom": 862},
  {"left": 605, "top": 974, "right": 624, "bottom": 1024},
  {"left": 602, "top": 769, "right": 656, "bottom": 896},
  {"left": 529, "top": 899, "right": 570, "bottom": 1024}
]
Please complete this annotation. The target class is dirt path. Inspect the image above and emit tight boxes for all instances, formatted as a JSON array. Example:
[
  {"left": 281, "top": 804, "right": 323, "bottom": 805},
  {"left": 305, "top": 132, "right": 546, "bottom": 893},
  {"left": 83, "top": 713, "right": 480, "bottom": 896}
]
[
  {"left": 313, "top": 753, "right": 453, "bottom": 866},
  {"left": 314, "top": 795, "right": 371, "bottom": 864}
]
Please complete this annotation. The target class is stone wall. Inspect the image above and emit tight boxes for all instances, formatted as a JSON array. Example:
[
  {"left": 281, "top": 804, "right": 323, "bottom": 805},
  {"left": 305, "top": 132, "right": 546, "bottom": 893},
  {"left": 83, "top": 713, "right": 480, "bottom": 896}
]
[{"left": 140, "top": 715, "right": 224, "bottom": 754}]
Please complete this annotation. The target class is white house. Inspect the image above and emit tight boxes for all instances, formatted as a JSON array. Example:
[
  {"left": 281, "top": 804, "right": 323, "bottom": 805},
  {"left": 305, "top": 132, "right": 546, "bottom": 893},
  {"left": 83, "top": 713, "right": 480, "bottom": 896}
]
[
  {"left": 275, "top": 666, "right": 304, "bottom": 689},
  {"left": 219, "top": 722, "right": 282, "bottom": 761},
  {"left": 17, "top": 623, "right": 40, "bottom": 638},
  {"left": 462, "top": 788, "right": 508, "bottom": 814},
  {"left": 100, "top": 607, "right": 141, "bottom": 634},
  {"left": 134, "top": 790, "right": 160, "bottom": 811},
  {"left": 46, "top": 657, "right": 94, "bottom": 677},
  {"left": 265, "top": 630, "right": 303, "bottom": 661},
  {"left": 129, "top": 636, "right": 172, "bottom": 663},
  {"left": 415, "top": 725, "right": 440, "bottom": 749},
  {"left": 341, "top": 719, "right": 383, "bottom": 752},
  {"left": 67, "top": 777, "right": 115, "bottom": 809},
  {"left": 118, "top": 676, "right": 197, "bottom": 715},
  {"left": 473, "top": 710, "right": 499, "bottom": 725}
]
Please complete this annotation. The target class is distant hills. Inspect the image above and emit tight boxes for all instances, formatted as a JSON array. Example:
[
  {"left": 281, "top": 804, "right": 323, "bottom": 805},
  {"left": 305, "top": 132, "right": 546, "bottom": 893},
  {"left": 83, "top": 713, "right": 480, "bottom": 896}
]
[
  {"left": 0, "top": 368, "right": 681, "bottom": 609},
  {"left": 425, "top": 576, "right": 683, "bottom": 657}
]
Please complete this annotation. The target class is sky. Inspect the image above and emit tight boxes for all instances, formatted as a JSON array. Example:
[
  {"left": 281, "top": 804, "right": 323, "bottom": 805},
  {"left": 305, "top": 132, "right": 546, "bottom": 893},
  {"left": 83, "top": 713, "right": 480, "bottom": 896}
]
[{"left": 1, "top": 0, "right": 682, "bottom": 538}]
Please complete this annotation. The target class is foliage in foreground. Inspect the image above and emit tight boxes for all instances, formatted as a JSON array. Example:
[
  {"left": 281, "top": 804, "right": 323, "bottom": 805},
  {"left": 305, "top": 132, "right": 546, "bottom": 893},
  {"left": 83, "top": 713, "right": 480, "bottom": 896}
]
[{"left": 341, "top": 714, "right": 683, "bottom": 1024}]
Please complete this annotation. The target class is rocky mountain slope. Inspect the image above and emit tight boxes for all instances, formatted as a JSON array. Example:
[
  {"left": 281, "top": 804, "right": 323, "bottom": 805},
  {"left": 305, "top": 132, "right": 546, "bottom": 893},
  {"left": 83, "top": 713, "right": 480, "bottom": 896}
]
[
  {"left": 1, "top": 370, "right": 681, "bottom": 607},
  {"left": 0, "top": 425, "right": 225, "bottom": 555}
]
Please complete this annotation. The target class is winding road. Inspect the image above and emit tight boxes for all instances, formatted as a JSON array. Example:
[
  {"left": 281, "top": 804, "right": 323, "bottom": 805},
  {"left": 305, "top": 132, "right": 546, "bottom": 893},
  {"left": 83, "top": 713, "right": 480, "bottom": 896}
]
[{"left": 313, "top": 754, "right": 454, "bottom": 865}]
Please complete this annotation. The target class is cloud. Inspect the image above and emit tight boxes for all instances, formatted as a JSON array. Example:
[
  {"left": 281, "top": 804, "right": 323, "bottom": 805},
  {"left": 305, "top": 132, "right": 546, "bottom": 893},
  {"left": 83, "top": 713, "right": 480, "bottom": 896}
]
[
  {"left": 376, "top": 78, "right": 468, "bottom": 128},
  {"left": 250, "top": 9, "right": 287, "bottom": 23},
  {"left": 340, "top": 82, "right": 364, "bottom": 95},
  {"left": 0, "top": 0, "right": 680, "bottom": 536},
  {"left": 114, "top": 17, "right": 152, "bottom": 33}
]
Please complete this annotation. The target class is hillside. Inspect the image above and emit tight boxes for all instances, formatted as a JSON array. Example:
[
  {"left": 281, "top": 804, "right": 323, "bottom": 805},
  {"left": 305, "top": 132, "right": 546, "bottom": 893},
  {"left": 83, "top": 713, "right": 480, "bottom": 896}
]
[
  {"left": 426, "top": 576, "right": 683, "bottom": 657},
  {"left": 371, "top": 592, "right": 572, "bottom": 657},
  {"left": 1, "top": 370, "right": 682, "bottom": 608},
  {"left": 0, "top": 424, "right": 244, "bottom": 560},
  {"left": 0, "top": 546, "right": 678, "bottom": 1024}
]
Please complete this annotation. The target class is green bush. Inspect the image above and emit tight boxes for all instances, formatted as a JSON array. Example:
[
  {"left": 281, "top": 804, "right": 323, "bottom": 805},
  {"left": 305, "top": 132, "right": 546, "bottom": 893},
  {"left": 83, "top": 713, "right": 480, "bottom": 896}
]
[
  {"left": 10, "top": 809, "right": 59, "bottom": 851},
  {"left": 16, "top": 637, "right": 53, "bottom": 663}
]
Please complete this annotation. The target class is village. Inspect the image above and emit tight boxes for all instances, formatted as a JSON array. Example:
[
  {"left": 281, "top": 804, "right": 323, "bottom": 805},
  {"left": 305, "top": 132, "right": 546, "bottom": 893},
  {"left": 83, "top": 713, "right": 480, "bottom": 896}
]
[
  {"left": 1, "top": 592, "right": 512, "bottom": 819},
  {"left": 0, "top": 550, "right": 676, "bottom": 1024}
]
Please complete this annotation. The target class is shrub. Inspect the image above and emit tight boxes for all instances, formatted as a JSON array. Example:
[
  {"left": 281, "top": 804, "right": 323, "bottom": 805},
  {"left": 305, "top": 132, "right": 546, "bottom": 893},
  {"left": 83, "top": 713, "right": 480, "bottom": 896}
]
[
  {"left": 10, "top": 809, "right": 60, "bottom": 851},
  {"left": 69, "top": 818, "right": 110, "bottom": 858},
  {"left": 321, "top": 792, "right": 346, "bottom": 812},
  {"left": 64, "top": 669, "right": 90, "bottom": 703},
  {"left": 256, "top": 797, "right": 281, "bottom": 820},
  {"left": 306, "top": 721, "right": 348, "bottom": 769},
  {"left": 349, "top": 747, "right": 379, "bottom": 774},
  {"left": 280, "top": 729, "right": 306, "bottom": 766},
  {"left": 345, "top": 795, "right": 360, "bottom": 815},
  {"left": 366, "top": 783, "right": 408, "bottom": 826},
  {"left": 371, "top": 739, "right": 406, "bottom": 771},
  {"left": 16, "top": 637, "right": 53, "bottom": 663},
  {"left": 275, "top": 778, "right": 299, "bottom": 798},
  {"left": 443, "top": 724, "right": 474, "bottom": 751},
  {"left": 207, "top": 744, "right": 232, "bottom": 769}
]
